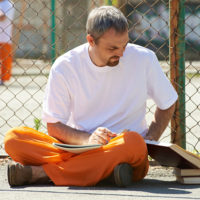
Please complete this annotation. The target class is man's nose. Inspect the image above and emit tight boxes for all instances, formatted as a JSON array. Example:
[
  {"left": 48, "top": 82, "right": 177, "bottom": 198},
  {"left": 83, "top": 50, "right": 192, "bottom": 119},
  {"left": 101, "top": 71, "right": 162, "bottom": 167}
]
[{"left": 116, "top": 48, "right": 125, "bottom": 57}]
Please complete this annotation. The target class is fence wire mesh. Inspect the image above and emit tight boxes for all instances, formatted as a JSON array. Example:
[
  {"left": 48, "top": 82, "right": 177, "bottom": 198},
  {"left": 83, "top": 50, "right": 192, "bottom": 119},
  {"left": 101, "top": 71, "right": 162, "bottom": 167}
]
[{"left": 0, "top": 0, "right": 199, "bottom": 154}]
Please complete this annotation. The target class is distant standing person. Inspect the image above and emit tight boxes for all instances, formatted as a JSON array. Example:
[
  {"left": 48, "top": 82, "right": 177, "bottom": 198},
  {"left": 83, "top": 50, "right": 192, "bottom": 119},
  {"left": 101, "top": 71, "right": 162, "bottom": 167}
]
[{"left": 0, "top": 0, "right": 14, "bottom": 85}]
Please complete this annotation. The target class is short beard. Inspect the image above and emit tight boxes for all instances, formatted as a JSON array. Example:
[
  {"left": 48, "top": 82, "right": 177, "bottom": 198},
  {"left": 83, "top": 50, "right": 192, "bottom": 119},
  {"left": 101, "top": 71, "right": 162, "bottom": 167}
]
[{"left": 106, "top": 56, "right": 120, "bottom": 66}]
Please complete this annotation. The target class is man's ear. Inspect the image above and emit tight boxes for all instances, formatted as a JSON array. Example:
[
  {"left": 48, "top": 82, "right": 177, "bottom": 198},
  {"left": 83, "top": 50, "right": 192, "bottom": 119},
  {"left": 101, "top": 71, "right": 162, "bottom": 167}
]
[{"left": 86, "top": 34, "right": 95, "bottom": 47}]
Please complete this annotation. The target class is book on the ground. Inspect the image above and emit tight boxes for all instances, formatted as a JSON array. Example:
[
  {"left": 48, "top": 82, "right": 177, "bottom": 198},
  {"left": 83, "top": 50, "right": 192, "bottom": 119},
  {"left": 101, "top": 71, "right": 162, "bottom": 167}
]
[
  {"left": 52, "top": 143, "right": 102, "bottom": 154},
  {"left": 174, "top": 168, "right": 200, "bottom": 184},
  {"left": 174, "top": 168, "right": 200, "bottom": 177},
  {"left": 176, "top": 176, "right": 200, "bottom": 184},
  {"left": 145, "top": 140, "right": 200, "bottom": 169}
]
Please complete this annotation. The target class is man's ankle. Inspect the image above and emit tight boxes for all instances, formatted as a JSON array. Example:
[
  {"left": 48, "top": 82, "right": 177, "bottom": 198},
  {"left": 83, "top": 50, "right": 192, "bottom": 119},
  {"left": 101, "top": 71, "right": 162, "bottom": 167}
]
[{"left": 30, "top": 166, "right": 48, "bottom": 183}]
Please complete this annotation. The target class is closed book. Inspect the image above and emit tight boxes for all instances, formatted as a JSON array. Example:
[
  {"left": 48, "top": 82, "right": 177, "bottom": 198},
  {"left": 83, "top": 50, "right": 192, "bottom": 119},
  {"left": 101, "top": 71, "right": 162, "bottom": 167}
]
[
  {"left": 176, "top": 176, "right": 200, "bottom": 184},
  {"left": 174, "top": 168, "right": 200, "bottom": 177}
]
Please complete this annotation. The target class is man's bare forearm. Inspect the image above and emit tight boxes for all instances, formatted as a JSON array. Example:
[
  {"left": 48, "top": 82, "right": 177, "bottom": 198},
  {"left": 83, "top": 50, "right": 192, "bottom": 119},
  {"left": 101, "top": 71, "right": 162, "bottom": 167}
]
[
  {"left": 145, "top": 103, "right": 176, "bottom": 141},
  {"left": 47, "top": 122, "right": 90, "bottom": 145}
]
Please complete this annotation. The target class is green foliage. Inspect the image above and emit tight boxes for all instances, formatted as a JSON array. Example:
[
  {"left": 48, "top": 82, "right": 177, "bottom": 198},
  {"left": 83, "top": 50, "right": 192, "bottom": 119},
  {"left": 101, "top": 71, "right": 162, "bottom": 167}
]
[
  {"left": 186, "top": 73, "right": 200, "bottom": 79},
  {"left": 148, "top": 155, "right": 153, "bottom": 161},
  {"left": 192, "top": 149, "right": 200, "bottom": 157},
  {"left": 34, "top": 118, "right": 41, "bottom": 131}
]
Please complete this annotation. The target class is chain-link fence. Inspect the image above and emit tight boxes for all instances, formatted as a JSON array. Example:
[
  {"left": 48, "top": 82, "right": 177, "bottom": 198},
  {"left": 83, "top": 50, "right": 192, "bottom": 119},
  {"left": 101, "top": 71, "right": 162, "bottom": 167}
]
[
  {"left": 184, "top": 0, "right": 200, "bottom": 152},
  {"left": 0, "top": 0, "right": 199, "bottom": 154}
]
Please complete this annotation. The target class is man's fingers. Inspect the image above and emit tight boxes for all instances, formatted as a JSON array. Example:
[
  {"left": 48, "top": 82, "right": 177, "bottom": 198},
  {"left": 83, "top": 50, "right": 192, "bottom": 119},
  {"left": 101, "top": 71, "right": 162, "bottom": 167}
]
[
  {"left": 96, "top": 134, "right": 108, "bottom": 144},
  {"left": 89, "top": 134, "right": 107, "bottom": 145},
  {"left": 97, "top": 131, "right": 117, "bottom": 143},
  {"left": 91, "top": 127, "right": 117, "bottom": 144},
  {"left": 95, "top": 128, "right": 111, "bottom": 140},
  {"left": 97, "top": 132, "right": 110, "bottom": 143},
  {"left": 107, "top": 132, "right": 117, "bottom": 137},
  {"left": 144, "top": 135, "right": 154, "bottom": 141}
]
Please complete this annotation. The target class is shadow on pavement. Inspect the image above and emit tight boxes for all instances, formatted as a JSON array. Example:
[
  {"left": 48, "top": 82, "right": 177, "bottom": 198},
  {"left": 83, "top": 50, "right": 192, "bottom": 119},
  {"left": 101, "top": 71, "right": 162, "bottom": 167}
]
[{"left": 1, "top": 179, "right": 200, "bottom": 200}]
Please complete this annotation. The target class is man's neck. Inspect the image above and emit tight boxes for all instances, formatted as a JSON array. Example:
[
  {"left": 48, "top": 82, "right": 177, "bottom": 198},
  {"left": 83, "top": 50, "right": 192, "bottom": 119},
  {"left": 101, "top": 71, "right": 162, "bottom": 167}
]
[{"left": 88, "top": 45, "right": 105, "bottom": 67}]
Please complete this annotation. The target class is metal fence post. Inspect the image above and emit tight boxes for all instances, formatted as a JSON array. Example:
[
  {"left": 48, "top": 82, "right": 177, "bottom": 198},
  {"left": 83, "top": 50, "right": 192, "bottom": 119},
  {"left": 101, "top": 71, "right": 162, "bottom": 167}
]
[
  {"left": 51, "top": 0, "right": 56, "bottom": 63},
  {"left": 169, "top": 0, "right": 186, "bottom": 148}
]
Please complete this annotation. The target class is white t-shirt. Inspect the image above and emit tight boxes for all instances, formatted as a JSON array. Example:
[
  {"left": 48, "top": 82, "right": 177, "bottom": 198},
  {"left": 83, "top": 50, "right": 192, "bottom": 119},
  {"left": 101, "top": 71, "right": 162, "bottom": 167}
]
[
  {"left": 0, "top": 0, "right": 14, "bottom": 43},
  {"left": 42, "top": 43, "right": 178, "bottom": 136}
]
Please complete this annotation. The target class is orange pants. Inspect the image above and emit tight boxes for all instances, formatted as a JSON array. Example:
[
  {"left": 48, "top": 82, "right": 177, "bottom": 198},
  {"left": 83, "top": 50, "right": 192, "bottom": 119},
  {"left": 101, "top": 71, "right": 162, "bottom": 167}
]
[
  {"left": 0, "top": 43, "right": 12, "bottom": 81},
  {"left": 4, "top": 127, "right": 149, "bottom": 186}
]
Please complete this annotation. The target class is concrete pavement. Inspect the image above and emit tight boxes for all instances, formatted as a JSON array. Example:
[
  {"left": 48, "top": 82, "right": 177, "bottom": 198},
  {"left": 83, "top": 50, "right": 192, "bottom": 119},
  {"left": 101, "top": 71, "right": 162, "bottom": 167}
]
[{"left": 1, "top": 158, "right": 200, "bottom": 200}]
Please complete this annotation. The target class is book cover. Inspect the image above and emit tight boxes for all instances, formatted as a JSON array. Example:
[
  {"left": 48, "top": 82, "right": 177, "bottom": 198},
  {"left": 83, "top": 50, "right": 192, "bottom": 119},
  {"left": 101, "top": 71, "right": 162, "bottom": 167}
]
[{"left": 145, "top": 140, "right": 200, "bottom": 169}]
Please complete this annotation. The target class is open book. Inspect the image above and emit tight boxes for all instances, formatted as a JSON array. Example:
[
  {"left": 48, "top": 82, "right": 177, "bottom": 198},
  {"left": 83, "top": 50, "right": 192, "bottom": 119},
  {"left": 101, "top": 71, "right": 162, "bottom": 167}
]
[
  {"left": 145, "top": 140, "right": 200, "bottom": 169},
  {"left": 52, "top": 143, "right": 102, "bottom": 154}
]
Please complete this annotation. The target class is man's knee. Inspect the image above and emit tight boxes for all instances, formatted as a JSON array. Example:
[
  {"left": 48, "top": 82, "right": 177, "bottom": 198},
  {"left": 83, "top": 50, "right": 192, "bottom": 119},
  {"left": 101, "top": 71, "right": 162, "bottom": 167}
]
[
  {"left": 4, "top": 127, "right": 26, "bottom": 157},
  {"left": 123, "top": 131, "right": 147, "bottom": 158}
]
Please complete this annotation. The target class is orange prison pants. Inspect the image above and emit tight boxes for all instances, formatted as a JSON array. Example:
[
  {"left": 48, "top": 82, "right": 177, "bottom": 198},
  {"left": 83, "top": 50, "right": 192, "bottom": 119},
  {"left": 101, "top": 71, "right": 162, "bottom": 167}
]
[
  {"left": 4, "top": 127, "right": 149, "bottom": 186},
  {"left": 0, "top": 43, "right": 12, "bottom": 81}
]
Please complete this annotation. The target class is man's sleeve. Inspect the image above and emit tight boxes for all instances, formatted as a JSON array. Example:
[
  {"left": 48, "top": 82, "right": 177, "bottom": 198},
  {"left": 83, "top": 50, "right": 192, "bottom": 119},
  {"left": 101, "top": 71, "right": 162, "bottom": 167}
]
[
  {"left": 42, "top": 63, "right": 71, "bottom": 125},
  {"left": 146, "top": 52, "right": 178, "bottom": 110}
]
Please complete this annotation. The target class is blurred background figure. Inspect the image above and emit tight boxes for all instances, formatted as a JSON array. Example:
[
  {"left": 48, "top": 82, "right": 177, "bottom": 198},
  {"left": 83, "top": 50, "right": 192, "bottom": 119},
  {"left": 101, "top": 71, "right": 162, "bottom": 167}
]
[{"left": 0, "top": 0, "right": 14, "bottom": 85}]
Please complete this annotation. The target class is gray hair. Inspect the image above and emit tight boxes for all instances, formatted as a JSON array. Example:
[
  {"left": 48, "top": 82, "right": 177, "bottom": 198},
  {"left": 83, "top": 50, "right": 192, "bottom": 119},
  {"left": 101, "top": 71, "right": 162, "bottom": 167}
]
[{"left": 86, "top": 6, "right": 128, "bottom": 41}]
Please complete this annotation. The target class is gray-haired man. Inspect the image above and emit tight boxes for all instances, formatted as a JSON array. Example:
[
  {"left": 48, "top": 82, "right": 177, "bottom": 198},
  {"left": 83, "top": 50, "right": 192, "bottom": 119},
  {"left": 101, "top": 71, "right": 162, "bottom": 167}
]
[{"left": 5, "top": 6, "right": 177, "bottom": 187}]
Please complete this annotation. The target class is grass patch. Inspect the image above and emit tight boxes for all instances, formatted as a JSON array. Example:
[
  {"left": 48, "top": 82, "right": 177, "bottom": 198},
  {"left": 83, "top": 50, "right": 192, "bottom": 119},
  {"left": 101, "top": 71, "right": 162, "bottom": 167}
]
[
  {"left": 186, "top": 73, "right": 200, "bottom": 79},
  {"left": 34, "top": 118, "right": 41, "bottom": 131}
]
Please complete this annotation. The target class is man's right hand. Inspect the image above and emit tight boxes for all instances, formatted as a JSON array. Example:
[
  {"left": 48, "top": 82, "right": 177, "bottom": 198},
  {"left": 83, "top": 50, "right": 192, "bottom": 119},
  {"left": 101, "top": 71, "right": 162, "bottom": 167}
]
[{"left": 88, "top": 127, "right": 117, "bottom": 145}]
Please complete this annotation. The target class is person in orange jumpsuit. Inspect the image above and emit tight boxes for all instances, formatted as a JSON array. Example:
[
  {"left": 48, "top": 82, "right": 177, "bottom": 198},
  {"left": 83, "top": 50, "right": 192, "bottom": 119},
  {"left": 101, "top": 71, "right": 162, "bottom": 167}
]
[
  {"left": 0, "top": 0, "right": 14, "bottom": 85},
  {"left": 4, "top": 6, "right": 177, "bottom": 187}
]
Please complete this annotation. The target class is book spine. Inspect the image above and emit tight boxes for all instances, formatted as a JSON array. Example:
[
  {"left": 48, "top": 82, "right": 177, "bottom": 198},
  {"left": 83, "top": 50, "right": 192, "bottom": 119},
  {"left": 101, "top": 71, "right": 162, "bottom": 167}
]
[
  {"left": 176, "top": 176, "right": 200, "bottom": 184},
  {"left": 174, "top": 168, "right": 200, "bottom": 177}
]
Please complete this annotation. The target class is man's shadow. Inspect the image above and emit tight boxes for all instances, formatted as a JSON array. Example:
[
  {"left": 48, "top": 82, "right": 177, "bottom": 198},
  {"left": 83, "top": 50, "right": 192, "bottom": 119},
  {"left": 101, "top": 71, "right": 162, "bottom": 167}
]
[{"left": 68, "top": 178, "right": 200, "bottom": 197}]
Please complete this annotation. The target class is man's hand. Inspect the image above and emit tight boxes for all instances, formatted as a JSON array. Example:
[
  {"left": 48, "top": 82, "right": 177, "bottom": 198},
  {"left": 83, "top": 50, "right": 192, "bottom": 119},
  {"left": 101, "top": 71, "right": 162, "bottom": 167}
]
[
  {"left": 88, "top": 127, "right": 117, "bottom": 145},
  {"left": 144, "top": 135, "right": 154, "bottom": 141}
]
